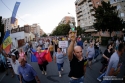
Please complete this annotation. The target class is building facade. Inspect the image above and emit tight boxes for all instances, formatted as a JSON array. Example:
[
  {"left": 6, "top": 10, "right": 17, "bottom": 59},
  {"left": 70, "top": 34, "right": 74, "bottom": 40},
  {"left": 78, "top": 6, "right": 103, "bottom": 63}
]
[
  {"left": 2, "top": 17, "right": 18, "bottom": 31},
  {"left": 75, "top": 0, "right": 99, "bottom": 29},
  {"left": 58, "top": 16, "right": 75, "bottom": 25},
  {"left": 30, "top": 24, "right": 41, "bottom": 37},
  {"left": 40, "top": 28, "right": 45, "bottom": 36},
  {"left": 103, "top": 0, "right": 125, "bottom": 21}
]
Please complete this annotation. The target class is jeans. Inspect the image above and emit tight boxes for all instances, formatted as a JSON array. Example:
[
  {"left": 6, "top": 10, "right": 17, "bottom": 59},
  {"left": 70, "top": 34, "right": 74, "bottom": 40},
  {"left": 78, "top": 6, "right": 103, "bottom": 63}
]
[
  {"left": 97, "top": 72, "right": 106, "bottom": 80},
  {"left": 94, "top": 49, "right": 100, "bottom": 59},
  {"left": 69, "top": 76, "right": 84, "bottom": 83},
  {"left": 57, "top": 63, "right": 64, "bottom": 71}
]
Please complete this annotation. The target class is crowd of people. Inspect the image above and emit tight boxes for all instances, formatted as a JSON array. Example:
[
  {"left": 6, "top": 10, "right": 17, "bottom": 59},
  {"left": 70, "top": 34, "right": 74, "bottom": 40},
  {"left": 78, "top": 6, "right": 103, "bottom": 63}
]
[{"left": 0, "top": 30, "right": 125, "bottom": 83}]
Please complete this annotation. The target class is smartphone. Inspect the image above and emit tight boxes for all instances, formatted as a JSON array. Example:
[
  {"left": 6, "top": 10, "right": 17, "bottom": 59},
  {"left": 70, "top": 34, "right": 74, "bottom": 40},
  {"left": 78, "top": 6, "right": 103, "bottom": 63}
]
[{"left": 69, "top": 23, "right": 75, "bottom": 31}]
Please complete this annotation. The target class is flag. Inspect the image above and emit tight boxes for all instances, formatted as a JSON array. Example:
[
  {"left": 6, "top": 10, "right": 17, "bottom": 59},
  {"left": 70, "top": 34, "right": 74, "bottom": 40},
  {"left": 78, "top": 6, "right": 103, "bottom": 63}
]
[
  {"left": 11, "top": 2, "right": 20, "bottom": 24},
  {"left": 30, "top": 49, "right": 38, "bottom": 62},
  {"left": 30, "top": 49, "right": 52, "bottom": 62},
  {"left": 2, "top": 30, "right": 12, "bottom": 54}
]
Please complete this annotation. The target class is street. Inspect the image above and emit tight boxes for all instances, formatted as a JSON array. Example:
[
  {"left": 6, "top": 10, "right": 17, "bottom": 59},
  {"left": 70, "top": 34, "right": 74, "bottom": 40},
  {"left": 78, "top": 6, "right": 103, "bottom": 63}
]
[{"left": 0, "top": 43, "right": 124, "bottom": 83}]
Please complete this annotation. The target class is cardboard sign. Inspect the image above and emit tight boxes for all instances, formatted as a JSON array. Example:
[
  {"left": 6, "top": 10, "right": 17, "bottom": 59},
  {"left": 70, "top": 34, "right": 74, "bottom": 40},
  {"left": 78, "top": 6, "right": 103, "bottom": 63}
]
[{"left": 59, "top": 41, "right": 68, "bottom": 48}]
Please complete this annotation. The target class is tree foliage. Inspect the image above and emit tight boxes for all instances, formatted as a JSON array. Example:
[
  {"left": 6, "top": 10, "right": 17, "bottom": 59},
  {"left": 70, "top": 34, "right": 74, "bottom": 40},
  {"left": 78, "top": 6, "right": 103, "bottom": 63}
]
[
  {"left": 42, "top": 33, "right": 47, "bottom": 37},
  {"left": 51, "top": 24, "right": 70, "bottom": 36},
  {"left": 93, "top": 1, "right": 124, "bottom": 37},
  {"left": 0, "top": 16, "right": 4, "bottom": 45}
]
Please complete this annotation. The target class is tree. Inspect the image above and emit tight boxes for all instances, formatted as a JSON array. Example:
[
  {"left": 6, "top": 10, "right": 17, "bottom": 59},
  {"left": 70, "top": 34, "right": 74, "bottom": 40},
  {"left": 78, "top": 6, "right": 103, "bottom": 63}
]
[
  {"left": 93, "top": 1, "right": 124, "bottom": 37},
  {"left": 76, "top": 26, "right": 83, "bottom": 36},
  {"left": 0, "top": 16, "right": 5, "bottom": 45},
  {"left": 51, "top": 24, "right": 70, "bottom": 36},
  {"left": 42, "top": 33, "right": 47, "bottom": 37}
]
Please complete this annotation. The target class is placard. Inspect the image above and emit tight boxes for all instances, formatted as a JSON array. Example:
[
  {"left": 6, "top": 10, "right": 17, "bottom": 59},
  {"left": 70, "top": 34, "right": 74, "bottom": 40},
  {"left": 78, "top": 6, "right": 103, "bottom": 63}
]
[{"left": 59, "top": 41, "right": 68, "bottom": 48}]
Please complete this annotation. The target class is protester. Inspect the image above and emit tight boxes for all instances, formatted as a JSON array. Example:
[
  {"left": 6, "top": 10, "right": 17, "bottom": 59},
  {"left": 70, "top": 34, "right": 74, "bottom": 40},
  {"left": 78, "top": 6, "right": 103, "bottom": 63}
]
[
  {"left": 54, "top": 47, "right": 66, "bottom": 77},
  {"left": 44, "top": 40, "right": 49, "bottom": 50},
  {"left": 68, "top": 30, "right": 87, "bottom": 83},
  {"left": 77, "top": 37, "right": 84, "bottom": 49},
  {"left": 100, "top": 44, "right": 113, "bottom": 74},
  {"left": 48, "top": 43, "right": 54, "bottom": 59},
  {"left": 86, "top": 42, "right": 95, "bottom": 69},
  {"left": 1, "top": 51, "right": 25, "bottom": 83},
  {"left": 93, "top": 38, "right": 100, "bottom": 61},
  {"left": 32, "top": 45, "right": 48, "bottom": 75},
  {"left": 101, "top": 43, "right": 125, "bottom": 83},
  {"left": 18, "top": 58, "right": 40, "bottom": 83},
  {"left": 19, "top": 48, "right": 26, "bottom": 61}
]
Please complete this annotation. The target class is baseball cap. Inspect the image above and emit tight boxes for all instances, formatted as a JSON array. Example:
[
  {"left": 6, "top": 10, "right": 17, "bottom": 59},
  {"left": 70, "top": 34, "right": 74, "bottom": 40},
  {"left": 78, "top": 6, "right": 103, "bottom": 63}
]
[{"left": 11, "top": 53, "right": 16, "bottom": 56}]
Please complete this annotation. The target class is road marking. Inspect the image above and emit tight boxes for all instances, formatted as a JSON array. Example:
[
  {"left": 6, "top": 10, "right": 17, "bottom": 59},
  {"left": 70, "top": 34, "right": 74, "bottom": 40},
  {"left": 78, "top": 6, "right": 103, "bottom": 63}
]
[{"left": 0, "top": 74, "right": 6, "bottom": 82}]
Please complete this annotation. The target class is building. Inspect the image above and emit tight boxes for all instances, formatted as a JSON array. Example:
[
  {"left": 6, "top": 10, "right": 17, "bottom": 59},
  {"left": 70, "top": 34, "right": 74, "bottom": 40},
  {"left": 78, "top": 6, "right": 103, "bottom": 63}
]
[
  {"left": 103, "top": 0, "right": 125, "bottom": 21},
  {"left": 58, "top": 16, "right": 75, "bottom": 25},
  {"left": 75, "top": 0, "right": 97, "bottom": 29},
  {"left": 2, "top": 17, "right": 18, "bottom": 31},
  {"left": 30, "top": 24, "right": 41, "bottom": 37},
  {"left": 40, "top": 28, "right": 45, "bottom": 36}
]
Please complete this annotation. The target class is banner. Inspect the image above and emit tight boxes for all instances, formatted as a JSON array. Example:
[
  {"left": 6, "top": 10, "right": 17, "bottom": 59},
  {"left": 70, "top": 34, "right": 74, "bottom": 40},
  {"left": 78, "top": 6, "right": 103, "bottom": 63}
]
[
  {"left": 11, "top": 2, "right": 20, "bottom": 24},
  {"left": 59, "top": 41, "right": 68, "bottom": 48},
  {"left": 2, "top": 30, "right": 12, "bottom": 54}
]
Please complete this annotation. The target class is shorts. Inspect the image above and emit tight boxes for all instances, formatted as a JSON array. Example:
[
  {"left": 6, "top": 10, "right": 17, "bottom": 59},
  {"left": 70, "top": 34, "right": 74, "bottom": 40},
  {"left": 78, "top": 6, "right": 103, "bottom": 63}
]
[{"left": 88, "top": 58, "right": 93, "bottom": 61}]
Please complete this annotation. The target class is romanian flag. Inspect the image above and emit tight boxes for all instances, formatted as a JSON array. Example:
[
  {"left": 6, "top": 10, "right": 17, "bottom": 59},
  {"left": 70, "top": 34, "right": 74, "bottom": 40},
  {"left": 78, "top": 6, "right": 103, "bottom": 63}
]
[
  {"left": 31, "top": 49, "right": 52, "bottom": 62},
  {"left": 2, "top": 30, "right": 12, "bottom": 54}
]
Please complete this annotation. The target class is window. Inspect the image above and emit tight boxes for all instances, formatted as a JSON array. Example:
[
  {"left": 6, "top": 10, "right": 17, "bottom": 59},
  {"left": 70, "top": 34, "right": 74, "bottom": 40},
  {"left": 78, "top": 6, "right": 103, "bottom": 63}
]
[{"left": 96, "top": 2, "right": 100, "bottom": 4}]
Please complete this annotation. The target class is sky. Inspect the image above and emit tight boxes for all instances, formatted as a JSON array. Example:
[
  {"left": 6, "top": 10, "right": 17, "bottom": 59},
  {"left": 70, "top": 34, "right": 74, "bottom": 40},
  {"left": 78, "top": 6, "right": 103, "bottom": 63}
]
[{"left": 0, "top": 0, "right": 77, "bottom": 33}]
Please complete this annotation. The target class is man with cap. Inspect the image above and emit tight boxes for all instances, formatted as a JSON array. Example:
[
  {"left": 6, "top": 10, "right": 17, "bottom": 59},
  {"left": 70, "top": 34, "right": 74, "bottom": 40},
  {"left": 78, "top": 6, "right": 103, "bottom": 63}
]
[{"left": 0, "top": 48, "right": 25, "bottom": 82}]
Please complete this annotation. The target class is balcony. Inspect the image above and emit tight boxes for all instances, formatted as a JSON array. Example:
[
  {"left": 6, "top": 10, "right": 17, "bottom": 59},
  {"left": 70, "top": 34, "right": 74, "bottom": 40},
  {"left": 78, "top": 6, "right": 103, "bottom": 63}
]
[
  {"left": 90, "top": 7, "right": 94, "bottom": 10},
  {"left": 91, "top": 11, "right": 95, "bottom": 15},
  {"left": 76, "top": 9, "right": 82, "bottom": 14},
  {"left": 88, "top": 2, "right": 93, "bottom": 6},
  {"left": 78, "top": 0, "right": 86, "bottom": 6}
]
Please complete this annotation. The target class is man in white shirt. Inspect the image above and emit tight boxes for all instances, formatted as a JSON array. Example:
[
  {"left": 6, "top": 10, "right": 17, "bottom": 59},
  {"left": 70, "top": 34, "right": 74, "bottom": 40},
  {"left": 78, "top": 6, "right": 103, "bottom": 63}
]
[
  {"left": 45, "top": 41, "right": 49, "bottom": 50},
  {"left": 2, "top": 52, "right": 25, "bottom": 83}
]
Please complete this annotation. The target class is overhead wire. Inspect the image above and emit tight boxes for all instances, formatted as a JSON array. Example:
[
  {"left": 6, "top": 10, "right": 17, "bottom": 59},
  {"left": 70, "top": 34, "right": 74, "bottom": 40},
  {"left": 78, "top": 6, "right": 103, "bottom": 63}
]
[{"left": 0, "top": 0, "right": 28, "bottom": 24}]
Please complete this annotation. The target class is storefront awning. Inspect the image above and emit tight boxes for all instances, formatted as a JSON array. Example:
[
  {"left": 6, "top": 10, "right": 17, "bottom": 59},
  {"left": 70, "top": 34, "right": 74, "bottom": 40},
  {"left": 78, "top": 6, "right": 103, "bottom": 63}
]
[{"left": 85, "top": 29, "right": 97, "bottom": 32}]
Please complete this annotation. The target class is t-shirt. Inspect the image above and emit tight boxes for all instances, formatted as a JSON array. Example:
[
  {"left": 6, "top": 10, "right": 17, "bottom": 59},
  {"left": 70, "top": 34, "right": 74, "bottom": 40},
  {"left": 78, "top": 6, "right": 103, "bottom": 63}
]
[
  {"left": 68, "top": 55, "right": 86, "bottom": 78},
  {"left": 7, "top": 57, "right": 20, "bottom": 75},
  {"left": 87, "top": 46, "right": 95, "bottom": 58},
  {"left": 55, "top": 52, "right": 64, "bottom": 63},
  {"left": 105, "top": 52, "right": 119, "bottom": 76},
  {"left": 45, "top": 42, "right": 49, "bottom": 48},
  {"left": 101, "top": 49, "right": 113, "bottom": 64}
]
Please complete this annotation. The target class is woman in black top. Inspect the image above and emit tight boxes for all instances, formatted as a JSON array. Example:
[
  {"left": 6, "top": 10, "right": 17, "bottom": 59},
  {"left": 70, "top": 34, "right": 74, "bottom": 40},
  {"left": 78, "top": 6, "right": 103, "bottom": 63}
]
[{"left": 100, "top": 44, "right": 113, "bottom": 73}]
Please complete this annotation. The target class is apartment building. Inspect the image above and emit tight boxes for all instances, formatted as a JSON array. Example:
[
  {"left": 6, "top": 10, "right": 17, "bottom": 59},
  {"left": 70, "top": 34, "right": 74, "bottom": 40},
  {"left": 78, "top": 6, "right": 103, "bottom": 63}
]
[
  {"left": 58, "top": 16, "right": 75, "bottom": 25},
  {"left": 30, "top": 24, "right": 41, "bottom": 37},
  {"left": 103, "top": 0, "right": 125, "bottom": 21},
  {"left": 2, "top": 17, "right": 18, "bottom": 31},
  {"left": 75, "top": 0, "right": 99, "bottom": 30}
]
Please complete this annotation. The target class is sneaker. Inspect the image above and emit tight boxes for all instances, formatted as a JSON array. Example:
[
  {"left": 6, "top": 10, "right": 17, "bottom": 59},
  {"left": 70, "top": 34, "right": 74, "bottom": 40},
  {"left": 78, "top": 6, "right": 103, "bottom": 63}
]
[
  {"left": 97, "top": 78, "right": 101, "bottom": 82},
  {"left": 44, "top": 72, "right": 47, "bottom": 75},
  {"left": 42, "top": 71, "right": 44, "bottom": 74},
  {"left": 61, "top": 68, "right": 64, "bottom": 71},
  {"left": 59, "top": 74, "right": 61, "bottom": 77}
]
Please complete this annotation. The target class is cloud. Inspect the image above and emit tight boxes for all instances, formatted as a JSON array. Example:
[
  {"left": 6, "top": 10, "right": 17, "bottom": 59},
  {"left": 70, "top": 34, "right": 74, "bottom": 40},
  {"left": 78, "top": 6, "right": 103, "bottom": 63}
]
[{"left": 20, "top": 14, "right": 31, "bottom": 19}]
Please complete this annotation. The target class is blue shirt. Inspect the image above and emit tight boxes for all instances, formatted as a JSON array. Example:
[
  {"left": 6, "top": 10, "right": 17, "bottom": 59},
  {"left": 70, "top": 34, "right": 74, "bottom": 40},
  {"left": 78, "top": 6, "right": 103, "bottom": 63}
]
[
  {"left": 18, "top": 63, "right": 37, "bottom": 81},
  {"left": 77, "top": 41, "right": 83, "bottom": 49}
]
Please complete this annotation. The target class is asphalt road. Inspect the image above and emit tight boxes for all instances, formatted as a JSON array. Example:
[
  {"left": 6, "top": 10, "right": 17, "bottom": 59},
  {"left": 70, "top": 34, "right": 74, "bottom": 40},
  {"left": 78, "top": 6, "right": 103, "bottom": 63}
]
[{"left": 0, "top": 43, "right": 124, "bottom": 83}]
